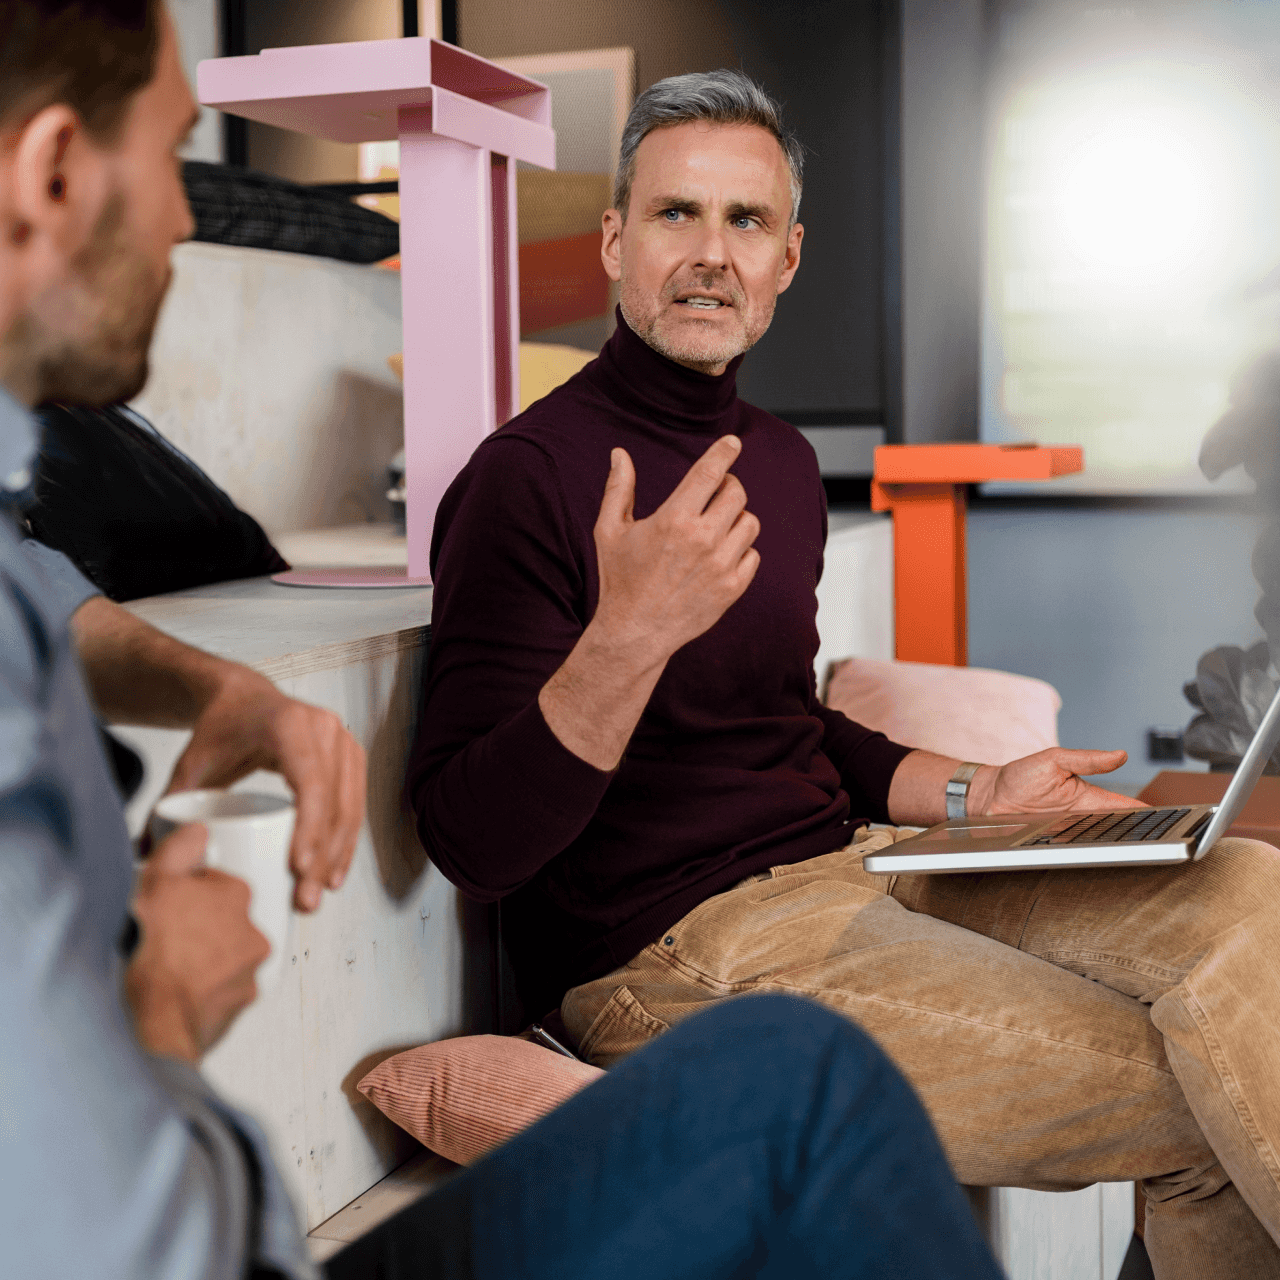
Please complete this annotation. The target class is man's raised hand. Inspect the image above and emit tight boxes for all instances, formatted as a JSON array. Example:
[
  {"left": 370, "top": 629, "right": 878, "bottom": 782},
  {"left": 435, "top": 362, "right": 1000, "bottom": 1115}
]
[
  {"left": 163, "top": 667, "right": 367, "bottom": 913},
  {"left": 536, "top": 435, "right": 761, "bottom": 772},
  {"left": 70, "top": 596, "right": 365, "bottom": 913},
  {"left": 592, "top": 435, "right": 761, "bottom": 663}
]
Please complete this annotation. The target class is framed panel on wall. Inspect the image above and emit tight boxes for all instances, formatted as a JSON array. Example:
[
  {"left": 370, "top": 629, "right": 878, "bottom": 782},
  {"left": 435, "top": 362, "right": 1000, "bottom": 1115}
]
[{"left": 492, "top": 47, "right": 634, "bottom": 347}]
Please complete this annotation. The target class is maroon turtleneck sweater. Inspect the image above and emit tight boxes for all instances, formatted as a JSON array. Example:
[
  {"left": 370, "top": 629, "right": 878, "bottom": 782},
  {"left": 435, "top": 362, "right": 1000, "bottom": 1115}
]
[{"left": 406, "top": 313, "right": 912, "bottom": 1014}]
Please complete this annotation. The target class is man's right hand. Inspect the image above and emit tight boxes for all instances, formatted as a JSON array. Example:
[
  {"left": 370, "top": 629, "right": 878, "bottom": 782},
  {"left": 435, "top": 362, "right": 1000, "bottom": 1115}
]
[
  {"left": 592, "top": 435, "right": 761, "bottom": 662},
  {"left": 125, "top": 824, "right": 269, "bottom": 1065},
  {"left": 537, "top": 435, "right": 761, "bottom": 772}
]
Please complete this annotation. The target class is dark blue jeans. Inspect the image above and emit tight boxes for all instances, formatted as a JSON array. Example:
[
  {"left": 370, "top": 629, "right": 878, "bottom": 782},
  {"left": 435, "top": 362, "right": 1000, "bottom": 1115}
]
[{"left": 326, "top": 994, "right": 1003, "bottom": 1280}]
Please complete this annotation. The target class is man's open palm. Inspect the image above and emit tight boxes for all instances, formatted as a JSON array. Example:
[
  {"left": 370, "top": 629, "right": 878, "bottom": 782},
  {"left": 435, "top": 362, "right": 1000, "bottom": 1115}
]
[{"left": 984, "top": 748, "right": 1146, "bottom": 816}]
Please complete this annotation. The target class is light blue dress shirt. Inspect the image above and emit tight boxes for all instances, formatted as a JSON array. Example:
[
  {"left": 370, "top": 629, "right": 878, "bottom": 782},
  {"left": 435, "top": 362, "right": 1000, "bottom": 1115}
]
[{"left": 0, "top": 387, "right": 315, "bottom": 1279}]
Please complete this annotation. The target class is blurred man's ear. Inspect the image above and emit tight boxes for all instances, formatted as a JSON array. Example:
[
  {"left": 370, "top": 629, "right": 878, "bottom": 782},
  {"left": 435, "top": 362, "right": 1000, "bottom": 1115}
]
[{"left": 11, "top": 104, "right": 110, "bottom": 260}]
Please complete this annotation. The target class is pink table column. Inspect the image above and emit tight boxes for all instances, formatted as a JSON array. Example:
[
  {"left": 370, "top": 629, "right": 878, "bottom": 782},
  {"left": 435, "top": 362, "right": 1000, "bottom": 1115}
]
[{"left": 198, "top": 39, "right": 555, "bottom": 586}]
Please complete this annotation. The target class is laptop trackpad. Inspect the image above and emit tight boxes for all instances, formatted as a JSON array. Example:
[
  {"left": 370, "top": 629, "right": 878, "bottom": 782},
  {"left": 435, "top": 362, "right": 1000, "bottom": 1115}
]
[{"left": 919, "top": 824, "right": 1031, "bottom": 843}]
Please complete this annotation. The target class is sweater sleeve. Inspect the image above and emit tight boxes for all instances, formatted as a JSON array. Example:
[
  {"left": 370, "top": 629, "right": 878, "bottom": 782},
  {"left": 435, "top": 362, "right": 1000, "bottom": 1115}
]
[
  {"left": 812, "top": 700, "right": 914, "bottom": 823},
  {"left": 405, "top": 436, "right": 614, "bottom": 902},
  {"left": 808, "top": 485, "right": 913, "bottom": 822}
]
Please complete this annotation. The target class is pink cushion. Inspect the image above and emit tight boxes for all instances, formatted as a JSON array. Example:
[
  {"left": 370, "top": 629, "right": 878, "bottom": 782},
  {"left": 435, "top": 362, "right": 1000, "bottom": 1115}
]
[
  {"left": 357, "top": 1035, "right": 604, "bottom": 1165},
  {"left": 824, "top": 657, "right": 1060, "bottom": 765}
]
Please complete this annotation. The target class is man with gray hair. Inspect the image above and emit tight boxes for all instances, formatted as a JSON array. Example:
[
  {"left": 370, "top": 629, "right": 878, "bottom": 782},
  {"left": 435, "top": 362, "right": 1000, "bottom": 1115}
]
[{"left": 411, "top": 67, "right": 1280, "bottom": 1278}]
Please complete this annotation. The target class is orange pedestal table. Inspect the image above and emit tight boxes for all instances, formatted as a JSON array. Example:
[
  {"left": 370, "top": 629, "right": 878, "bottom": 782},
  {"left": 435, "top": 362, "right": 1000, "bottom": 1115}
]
[{"left": 870, "top": 444, "right": 1083, "bottom": 666}]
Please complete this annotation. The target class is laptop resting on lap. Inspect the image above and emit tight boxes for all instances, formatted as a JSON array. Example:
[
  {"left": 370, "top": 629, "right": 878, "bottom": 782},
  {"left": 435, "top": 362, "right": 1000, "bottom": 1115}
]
[{"left": 863, "top": 683, "right": 1280, "bottom": 876}]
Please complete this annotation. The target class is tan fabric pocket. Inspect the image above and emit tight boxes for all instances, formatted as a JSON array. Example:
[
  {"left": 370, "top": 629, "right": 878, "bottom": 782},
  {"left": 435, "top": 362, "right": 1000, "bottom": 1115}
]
[
  {"left": 770, "top": 825, "right": 900, "bottom": 882},
  {"left": 577, "top": 983, "right": 670, "bottom": 1068}
]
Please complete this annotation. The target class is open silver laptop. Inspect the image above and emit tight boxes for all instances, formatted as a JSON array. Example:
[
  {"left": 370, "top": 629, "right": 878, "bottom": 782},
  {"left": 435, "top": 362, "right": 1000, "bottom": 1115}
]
[{"left": 863, "top": 683, "right": 1280, "bottom": 875}]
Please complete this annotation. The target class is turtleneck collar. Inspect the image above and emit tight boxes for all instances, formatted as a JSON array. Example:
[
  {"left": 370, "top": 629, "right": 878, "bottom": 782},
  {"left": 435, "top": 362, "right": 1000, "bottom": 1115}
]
[{"left": 591, "top": 307, "right": 744, "bottom": 433}]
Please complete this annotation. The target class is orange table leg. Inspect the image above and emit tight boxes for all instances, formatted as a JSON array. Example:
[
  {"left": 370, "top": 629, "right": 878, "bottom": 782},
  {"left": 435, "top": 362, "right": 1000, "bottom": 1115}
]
[
  {"left": 870, "top": 443, "right": 1082, "bottom": 667},
  {"left": 878, "top": 482, "right": 967, "bottom": 666}
]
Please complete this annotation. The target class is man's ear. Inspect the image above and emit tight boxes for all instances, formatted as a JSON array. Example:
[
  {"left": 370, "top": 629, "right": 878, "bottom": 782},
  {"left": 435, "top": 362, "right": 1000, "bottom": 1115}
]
[
  {"left": 775, "top": 221, "right": 803, "bottom": 296},
  {"left": 11, "top": 104, "right": 110, "bottom": 253},
  {"left": 601, "top": 207, "right": 623, "bottom": 283}
]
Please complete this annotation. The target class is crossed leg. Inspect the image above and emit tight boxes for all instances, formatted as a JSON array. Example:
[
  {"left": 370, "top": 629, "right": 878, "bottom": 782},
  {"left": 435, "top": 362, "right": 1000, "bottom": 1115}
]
[
  {"left": 562, "top": 833, "right": 1280, "bottom": 1280},
  {"left": 896, "top": 835, "right": 1280, "bottom": 1276}
]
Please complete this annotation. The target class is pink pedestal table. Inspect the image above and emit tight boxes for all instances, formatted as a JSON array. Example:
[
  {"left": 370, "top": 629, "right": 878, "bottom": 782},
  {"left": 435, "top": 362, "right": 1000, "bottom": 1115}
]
[{"left": 198, "top": 38, "right": 555, "bottom": 586}]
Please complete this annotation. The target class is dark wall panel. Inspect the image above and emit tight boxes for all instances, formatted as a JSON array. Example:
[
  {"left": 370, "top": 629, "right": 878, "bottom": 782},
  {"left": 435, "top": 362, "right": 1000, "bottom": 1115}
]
[
  {"left": 460, "top": 0, "right": 738, "bottom": 96},
  {"left": 723, "top": 1, "right": 885, "bottom": 419},
  {"left": 459, "top": 0, "right": 887, "bottom": 421}
]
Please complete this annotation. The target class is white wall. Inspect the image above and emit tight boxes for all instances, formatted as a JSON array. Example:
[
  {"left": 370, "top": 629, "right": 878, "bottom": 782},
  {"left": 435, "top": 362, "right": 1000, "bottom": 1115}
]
[
  {"left": 132, "top": 242, "right": 405, "bottom": 536},
  {"left": 170, "top": 0, "right": 221, "bottom": 161}
]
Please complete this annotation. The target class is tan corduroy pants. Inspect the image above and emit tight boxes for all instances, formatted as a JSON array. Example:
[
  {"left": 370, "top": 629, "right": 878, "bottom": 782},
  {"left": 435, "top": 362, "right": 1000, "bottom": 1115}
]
[{"left": 562, "top": 827, "right": 1280, "bottom": 1280}]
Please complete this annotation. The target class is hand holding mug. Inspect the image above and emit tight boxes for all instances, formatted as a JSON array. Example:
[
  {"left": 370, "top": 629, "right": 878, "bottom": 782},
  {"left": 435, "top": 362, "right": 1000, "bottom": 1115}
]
[{"left": 126, "top": 822, "right": 270, "bottom": 1064}]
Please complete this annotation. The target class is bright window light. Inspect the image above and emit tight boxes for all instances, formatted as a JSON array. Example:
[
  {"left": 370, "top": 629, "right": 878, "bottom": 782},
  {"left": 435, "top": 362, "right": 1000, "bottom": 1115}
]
[{"left": 981, "top": 3, "right": 1280, "bottom": 494}]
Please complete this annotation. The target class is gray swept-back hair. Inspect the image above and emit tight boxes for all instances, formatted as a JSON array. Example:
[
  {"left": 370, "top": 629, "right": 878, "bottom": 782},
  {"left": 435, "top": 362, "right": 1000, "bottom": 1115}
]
[{"left": 613, "top": 69, "right": 804, "bottom": 226}]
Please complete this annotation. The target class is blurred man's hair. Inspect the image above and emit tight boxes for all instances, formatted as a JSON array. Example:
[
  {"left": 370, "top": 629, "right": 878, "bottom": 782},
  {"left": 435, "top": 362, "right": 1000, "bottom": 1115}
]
[
  {"left": 0, "top": 0, "right": 159, "bottom": 143},
  {"left": 613, "top": 69, "right": 804, "bottom": 226}
]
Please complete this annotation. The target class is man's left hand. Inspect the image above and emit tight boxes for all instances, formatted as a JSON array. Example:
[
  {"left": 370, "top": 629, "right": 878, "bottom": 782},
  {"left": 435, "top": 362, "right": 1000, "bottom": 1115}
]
[
  {"left": 165, "top": 667, "right": 367, "bottom": 911},
  {"left": 976, "top": 748, "right": 1146, "bottom": 817}
]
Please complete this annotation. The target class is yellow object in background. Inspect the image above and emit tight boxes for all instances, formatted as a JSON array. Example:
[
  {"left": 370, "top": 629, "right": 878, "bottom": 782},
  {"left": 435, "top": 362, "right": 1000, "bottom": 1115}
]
[
  {"left": 387, "top": 344, "right": 596, "bottom": 415},
  {"left": 356, "top": 163, "right": 401, "bottom": 223},
  {"left": 518, "top": 342, "right": 595, "bottom": 412}
]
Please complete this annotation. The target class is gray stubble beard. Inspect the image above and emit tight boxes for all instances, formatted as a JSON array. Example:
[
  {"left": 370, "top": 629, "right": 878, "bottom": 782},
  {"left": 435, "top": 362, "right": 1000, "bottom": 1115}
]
[
  {"left": 26, "top": 192, "right": 169, "bottom": 408},
  {"left": 618, "top": 267, "right": 776, "bottom": 375}
]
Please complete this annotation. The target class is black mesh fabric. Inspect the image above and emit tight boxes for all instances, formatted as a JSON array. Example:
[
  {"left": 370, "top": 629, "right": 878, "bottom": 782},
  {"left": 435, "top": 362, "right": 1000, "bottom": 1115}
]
[
  {"left": 23, "top": 403, "right": 288, "bottom": 603},
  {"left": 183, "top": 160, "right": 400, "bottom": 264}
]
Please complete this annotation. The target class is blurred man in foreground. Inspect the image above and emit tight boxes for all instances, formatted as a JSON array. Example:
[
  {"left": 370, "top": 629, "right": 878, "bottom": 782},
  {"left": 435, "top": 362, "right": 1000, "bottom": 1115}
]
[{"left": 1, "top": 3, "right": 363, "bottom": 1273}]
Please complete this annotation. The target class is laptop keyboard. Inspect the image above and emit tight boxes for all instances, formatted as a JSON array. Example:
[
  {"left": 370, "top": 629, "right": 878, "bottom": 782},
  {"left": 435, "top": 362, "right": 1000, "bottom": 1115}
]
[{"left": 1025, "top": 808, "right": 1192, "bottom": 846}]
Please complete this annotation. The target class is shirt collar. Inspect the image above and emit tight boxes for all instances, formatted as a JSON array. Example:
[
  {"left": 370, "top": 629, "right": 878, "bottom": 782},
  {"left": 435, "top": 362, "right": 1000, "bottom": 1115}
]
[{"left": 0, "top": 385, "right": 37, "bottom": 494}]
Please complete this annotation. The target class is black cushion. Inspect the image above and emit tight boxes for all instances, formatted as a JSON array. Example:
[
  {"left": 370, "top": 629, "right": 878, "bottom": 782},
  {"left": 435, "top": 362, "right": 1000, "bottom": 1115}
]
[
  {"left": 183, "top": 160, "right": 400, "bottom": 265},
  {"left": 23, "top": 403, "right": 289, "bottom": 603}
]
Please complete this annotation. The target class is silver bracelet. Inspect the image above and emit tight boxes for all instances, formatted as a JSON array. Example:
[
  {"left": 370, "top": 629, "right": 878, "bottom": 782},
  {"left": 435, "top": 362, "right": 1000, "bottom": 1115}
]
[{"left": 945, "top": 762, "right": 982, "bottom": 820}]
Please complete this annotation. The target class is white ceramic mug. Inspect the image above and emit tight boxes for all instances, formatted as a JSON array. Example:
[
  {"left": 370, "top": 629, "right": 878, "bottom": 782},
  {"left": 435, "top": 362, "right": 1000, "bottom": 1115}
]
[{"left": 150, "top": 789, "right": 296, "bottom": 994}]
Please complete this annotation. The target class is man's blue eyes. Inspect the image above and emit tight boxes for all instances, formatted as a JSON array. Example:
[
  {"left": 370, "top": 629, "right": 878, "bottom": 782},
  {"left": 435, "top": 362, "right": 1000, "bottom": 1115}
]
[{"left": 661, "top": 210, "right": 756, "bottom": 229}]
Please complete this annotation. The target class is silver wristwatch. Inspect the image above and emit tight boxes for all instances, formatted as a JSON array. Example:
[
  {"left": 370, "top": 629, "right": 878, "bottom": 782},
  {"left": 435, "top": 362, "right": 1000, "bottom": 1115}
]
[{"left": 945, "top": 762, "right": 982, "bottom": 820}]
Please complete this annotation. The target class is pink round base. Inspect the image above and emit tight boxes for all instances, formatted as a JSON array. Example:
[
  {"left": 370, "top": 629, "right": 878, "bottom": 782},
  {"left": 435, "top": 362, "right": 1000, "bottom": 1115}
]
[{"left": 272, "top": 567, "right": 432, "bottom": 589}]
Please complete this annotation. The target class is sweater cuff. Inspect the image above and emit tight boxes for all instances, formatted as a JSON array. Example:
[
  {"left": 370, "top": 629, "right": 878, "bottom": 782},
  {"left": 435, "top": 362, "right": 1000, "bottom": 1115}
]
[
  {"left": 503, "top": 697, "right": 617, "bottom": 818},
  {"left": 854, "top": 736, "right": 916, "bottom": 822}
]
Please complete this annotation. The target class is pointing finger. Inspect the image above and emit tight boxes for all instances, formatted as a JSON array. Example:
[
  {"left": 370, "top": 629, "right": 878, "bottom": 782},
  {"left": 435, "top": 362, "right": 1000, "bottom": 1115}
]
[{"left": 668, "top": 435, "right": 742, "bottom": 517}]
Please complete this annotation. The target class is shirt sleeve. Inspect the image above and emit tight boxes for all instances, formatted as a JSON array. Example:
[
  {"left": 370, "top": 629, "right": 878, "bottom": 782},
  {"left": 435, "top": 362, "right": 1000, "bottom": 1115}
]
[
  {"left": 405, "top": 436, "right": 615, "bottom": 902},
  {"left": 18, "top": 536, "right": 101, "bottom": 625},
  {"left": 0, "top": 555, "right": 314, "bottom": 1279}
]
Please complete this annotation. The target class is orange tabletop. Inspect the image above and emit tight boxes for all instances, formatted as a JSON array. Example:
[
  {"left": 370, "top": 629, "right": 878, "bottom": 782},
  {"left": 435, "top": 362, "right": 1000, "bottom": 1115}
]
[{"left": 871, "top": 443, "right": 1084, "bottom": 666}]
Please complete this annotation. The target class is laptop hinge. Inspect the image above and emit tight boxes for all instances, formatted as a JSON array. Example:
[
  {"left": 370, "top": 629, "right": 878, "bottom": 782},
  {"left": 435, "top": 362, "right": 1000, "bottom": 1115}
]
[{"left": 1187, "top": 810, "right": 1214, "bottom": 846}]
